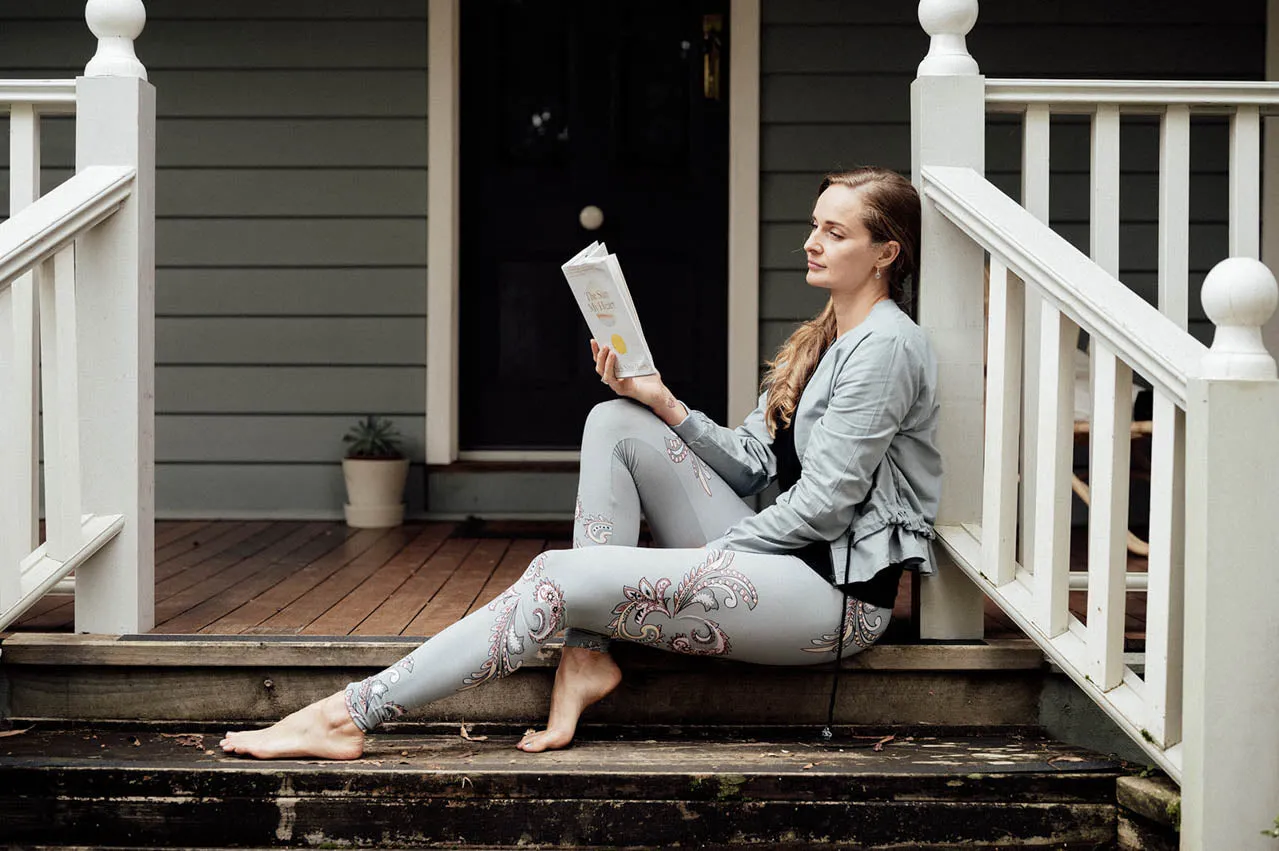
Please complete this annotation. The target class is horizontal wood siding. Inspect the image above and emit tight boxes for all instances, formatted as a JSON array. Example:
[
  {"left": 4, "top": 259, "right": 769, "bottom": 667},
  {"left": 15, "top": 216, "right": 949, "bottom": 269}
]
[
  {"left": 759, "top": 0, "right": 1264, "bottom": 363},
  {"left": 0, "top": 0, "right": 428, "bottom": 518}
]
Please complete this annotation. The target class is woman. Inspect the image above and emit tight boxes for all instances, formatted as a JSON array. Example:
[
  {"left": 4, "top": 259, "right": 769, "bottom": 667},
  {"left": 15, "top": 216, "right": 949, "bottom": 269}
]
[{"left": 220, "top": 166, "right": 941, "bottom": 760}]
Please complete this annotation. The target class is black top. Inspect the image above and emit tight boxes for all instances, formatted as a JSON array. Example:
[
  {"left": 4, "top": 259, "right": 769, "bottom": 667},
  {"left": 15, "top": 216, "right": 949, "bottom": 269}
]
[{"left": 772, "top": 419, "right": 902, "bottom": 609}]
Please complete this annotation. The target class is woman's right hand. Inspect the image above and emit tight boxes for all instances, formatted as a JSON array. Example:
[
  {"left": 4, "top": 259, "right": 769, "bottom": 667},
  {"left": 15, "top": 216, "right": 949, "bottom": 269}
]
[{"left": 591, "top": 339, "right": 687, "bottom": 425}]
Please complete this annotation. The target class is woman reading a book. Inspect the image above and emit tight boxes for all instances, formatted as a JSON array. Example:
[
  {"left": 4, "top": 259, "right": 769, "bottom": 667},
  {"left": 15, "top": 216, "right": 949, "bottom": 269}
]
[{"left": 221, "top": 166, "right": 941, "bottom": 760}]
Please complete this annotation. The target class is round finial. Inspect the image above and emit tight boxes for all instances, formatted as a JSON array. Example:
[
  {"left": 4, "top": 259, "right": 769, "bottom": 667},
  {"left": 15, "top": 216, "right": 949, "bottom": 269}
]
[
  {"left": 1200, "top": 257, "right": 1279, "bottom": 380},
  {"left": 917, "top": 0, "right": 980, "bottom": 76},
  {"left": 84, "top": 0, "right": 147, "bottom": 80}
]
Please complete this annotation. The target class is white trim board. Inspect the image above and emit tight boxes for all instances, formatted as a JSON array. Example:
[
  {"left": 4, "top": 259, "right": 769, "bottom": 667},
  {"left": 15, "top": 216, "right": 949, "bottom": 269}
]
[{"left": 425, "top": 0, "right": 762, "bottom": 464}]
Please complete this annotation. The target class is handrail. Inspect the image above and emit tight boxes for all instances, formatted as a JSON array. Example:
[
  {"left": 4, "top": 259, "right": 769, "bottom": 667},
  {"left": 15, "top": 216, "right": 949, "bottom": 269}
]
[
  {"left": 0, "top": 165, "right": 135, "bottom": 293},
  {"left": 920, "top": 165, "right": 1206, "bottom": 407},
  {"left": 0, "top": 80, "right": 77, "bottom": 113},
  {"left": 986, "top": 79, "right": 1279, "bottom": 114}
]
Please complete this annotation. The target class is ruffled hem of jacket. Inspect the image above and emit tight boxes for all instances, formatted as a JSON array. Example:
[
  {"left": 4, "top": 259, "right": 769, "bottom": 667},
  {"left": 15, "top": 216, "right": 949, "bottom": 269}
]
[{"left": 832, "top": 521, "right": 938, "bottom": 584}]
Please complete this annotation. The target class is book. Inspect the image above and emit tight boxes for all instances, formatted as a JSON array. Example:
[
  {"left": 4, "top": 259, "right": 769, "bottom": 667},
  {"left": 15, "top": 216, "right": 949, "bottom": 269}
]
[{"left": 561, "top": 242, "right": 657, "bottom": 378}]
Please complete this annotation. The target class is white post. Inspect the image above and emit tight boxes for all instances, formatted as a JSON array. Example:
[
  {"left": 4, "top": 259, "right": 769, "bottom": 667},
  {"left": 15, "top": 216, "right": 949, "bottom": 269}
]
[
  {"left": 1182, "top": 257, "right": 1279, "bottom": 851},
  {"left": 73, "top": 0, "right": 156, "bottom": 634},
  {"left": 912, "top": 0, "right": 987, "bottom": 639}
]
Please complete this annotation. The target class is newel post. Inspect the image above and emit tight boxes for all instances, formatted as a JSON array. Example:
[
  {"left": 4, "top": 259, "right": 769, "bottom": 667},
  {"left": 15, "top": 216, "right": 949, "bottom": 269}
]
[
  {"left": 1182, "top": 258, "right": 1279, "bottom": 850},
  {"left": 73, "top": 0, "right": 156, "bottom": 634},
  {"left": 911, "top": 0, "right": 988, "bottom": 638}
]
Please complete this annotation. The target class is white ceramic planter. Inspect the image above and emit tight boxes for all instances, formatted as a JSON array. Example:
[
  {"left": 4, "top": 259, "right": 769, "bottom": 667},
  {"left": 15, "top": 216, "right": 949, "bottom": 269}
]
[{"left": 342, "top": 457, "right": 410, "bottom": 528}]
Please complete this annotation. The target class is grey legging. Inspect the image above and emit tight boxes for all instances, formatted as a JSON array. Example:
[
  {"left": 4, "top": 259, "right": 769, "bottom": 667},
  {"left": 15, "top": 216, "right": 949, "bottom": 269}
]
[{"left": 343, "top": 399, "right": 890, "bottom": 732}]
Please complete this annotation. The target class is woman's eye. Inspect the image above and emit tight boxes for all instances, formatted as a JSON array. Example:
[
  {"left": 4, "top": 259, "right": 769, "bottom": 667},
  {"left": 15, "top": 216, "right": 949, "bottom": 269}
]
[{"left": 829, "top": 231, "right": 843, "bottom": 240}]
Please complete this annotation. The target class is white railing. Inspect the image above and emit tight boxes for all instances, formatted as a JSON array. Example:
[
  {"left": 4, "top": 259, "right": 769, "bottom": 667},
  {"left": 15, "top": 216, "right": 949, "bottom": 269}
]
[
  {"left": 0, "top": 0, "right": 155, "bottom": 635},
  {"left": 913, "top": 3, "right": 1279, "bottom": 849},
  {"left": 1, "top": 167, "right": 136, "bottom": 632}
]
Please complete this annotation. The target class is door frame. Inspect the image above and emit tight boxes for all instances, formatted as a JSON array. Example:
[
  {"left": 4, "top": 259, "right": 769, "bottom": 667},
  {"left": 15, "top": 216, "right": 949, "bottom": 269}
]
[{"left": 425, "top": 0, "right": 761, "bottom": 464}]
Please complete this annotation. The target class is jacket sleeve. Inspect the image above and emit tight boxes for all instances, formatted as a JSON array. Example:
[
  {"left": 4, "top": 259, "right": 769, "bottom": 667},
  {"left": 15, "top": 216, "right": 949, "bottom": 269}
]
[
  {"left": 709, "top": 332, "right": 917, "bottom": 552},
  {"left": 670, "top": 390, "right": 777, "bottom": 497}
]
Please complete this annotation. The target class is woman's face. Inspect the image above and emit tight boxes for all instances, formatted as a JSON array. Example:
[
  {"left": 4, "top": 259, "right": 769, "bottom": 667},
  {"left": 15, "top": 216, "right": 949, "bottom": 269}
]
[{"left": 803, "top": 184, "right": 893, "bottom": 293}]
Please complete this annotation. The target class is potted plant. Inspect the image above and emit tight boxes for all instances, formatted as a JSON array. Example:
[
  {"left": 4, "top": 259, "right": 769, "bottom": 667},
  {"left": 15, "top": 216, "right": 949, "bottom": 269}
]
[{"left": 341, "top": 415, "right": 410, "bottom": 528}]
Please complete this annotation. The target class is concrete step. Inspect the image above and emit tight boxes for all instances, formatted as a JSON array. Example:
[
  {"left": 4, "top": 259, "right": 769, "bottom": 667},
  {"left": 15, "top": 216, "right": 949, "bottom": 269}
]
[
  {"left": 0, "top": 725, "right": 1121, "bottom": 849},
  {"left": 0, "top": 635, "right": 1047, "bottom": 728}
]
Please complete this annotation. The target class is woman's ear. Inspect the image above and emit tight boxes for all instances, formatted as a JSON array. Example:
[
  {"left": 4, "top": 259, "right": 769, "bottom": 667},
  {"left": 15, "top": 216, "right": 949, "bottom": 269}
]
[{"left": 878, "top": 240, "right": 901, "bottom": 266}]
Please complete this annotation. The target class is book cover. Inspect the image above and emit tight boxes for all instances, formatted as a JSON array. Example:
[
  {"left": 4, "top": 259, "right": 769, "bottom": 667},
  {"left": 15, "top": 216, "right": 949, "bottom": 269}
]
[{"left": 561, "top": 242, "right": 657, "bottom": 378}]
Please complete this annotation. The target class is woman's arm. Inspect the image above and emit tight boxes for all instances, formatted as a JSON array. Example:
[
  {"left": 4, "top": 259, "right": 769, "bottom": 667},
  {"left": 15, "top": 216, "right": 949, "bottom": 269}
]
[
  {"left": 594, "top": 341, "right": 776, "bottom": 495},
  {"left": 709, "top": 332, "right": 917, "bottom": 551},
  {"left": 668, "top": 392, "right": 776, "bottom": 496}
]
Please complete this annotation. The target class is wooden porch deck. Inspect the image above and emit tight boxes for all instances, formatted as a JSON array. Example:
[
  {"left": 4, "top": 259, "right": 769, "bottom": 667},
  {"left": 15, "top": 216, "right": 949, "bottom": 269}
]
[{"left": 8, "top": 520, "right": 1149, "bottom": 642}]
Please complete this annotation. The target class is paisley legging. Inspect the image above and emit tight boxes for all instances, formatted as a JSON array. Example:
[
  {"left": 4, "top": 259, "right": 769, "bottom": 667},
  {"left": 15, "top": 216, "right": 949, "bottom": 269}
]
[{"left": 343, "top": 399, "right": 891, "bottom": 732}]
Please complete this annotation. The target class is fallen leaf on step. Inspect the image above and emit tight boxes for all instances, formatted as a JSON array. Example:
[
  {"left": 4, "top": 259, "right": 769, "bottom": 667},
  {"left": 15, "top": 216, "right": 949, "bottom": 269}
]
[
  {"left": 0, "top": 729, "right": 29, "bottom": 738},
  {"left": 160, "top": 733, "right": 205, "bottom": 748},
  {"left": 801, "top": 763, "right": 818, "bottom": 770},
  {"left": 872, "top": 734, "right": 895, "bottom": 752},
  {"left": 459, "top": 723, "right": 488, "bottom": 742},
  {"left": 128, "top": 736, "right": 142, "bottom": 747}
]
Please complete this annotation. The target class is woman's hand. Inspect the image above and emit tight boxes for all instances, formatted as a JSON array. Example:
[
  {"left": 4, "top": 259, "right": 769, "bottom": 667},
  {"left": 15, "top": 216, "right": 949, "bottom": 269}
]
[{"left": 591, "top": 339, "right": 687, "bottom": 426}]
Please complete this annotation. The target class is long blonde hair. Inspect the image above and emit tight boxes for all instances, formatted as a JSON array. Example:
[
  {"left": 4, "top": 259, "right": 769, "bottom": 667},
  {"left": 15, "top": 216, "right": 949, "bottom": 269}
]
[{"left": 761, "top": 167, "right": 921, "bottom": 437}]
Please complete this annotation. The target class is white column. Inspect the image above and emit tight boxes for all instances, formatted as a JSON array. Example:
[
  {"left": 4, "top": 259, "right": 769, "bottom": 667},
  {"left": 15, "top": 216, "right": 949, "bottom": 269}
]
[
  {"left": 1182, "top": 257, "right": 1279, "bottom": 851},
  {"left": 911, "top": 0, "right": 987, "bottom": 639},
  {"left": 73, "top": 0, "right": 156, "bottom": 634}
]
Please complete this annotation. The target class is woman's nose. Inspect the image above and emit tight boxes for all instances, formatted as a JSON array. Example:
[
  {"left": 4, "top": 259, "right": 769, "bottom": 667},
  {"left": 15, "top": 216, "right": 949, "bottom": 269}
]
[{"left": 804, "top": 232, "right": 819, "bottom": 254}]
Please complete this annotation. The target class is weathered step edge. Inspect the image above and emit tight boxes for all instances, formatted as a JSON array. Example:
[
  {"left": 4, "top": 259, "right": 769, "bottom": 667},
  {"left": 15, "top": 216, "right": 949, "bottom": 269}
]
[
  {"left": 0, "top": 633, "right": 1044, "bottom": 669},
  {"left": 2, "top": 637, "right": 1048, "bottom": 727}
]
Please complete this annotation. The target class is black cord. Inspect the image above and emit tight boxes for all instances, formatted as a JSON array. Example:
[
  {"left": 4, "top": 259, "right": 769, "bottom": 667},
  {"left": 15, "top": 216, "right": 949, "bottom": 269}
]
[{"left": 821, "top": 543, "right": 856, "bottom": 741}]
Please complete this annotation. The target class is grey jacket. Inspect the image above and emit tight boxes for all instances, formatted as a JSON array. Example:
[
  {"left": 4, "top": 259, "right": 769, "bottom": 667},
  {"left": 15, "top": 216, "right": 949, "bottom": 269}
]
[{"left": 671, "top": 300, "right": 942, "bottom": 585}]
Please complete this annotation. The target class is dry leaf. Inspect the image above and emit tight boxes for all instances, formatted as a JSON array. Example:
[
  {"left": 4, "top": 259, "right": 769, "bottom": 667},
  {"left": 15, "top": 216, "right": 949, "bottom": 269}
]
[
  {"left": 0, "top": 729, "right": 29, "bottom": 739},
  {"left": 161, "top": 733, "right": 205, "bottom": 748},
  {"left": 801, "top": 762, "right": 817, "bottom": 770},
  {"left": 872, "top": 734, "right": 895, "bottom": 752},
  {"left": 128, "top": 736, "right": 142, "bottom": 747},
  {"left": 459, "top": 724, "right": 488, "bottom": 742}
]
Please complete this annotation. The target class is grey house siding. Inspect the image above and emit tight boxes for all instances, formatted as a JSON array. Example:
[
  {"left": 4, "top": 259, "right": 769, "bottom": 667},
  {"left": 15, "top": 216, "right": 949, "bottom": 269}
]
[
  {"left": 0, "top": 0, "right": 429, "bottom": 517},
  {"left": 759, "top": 0, "right": 1265, "bottom": 365},
  {"left": 0, "top": 1, "right": 1266, "bottom": 519}
]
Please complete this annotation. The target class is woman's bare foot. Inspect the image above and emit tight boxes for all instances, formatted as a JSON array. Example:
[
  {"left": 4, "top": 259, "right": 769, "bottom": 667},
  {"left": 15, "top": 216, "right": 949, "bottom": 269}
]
[
  {"left": 518, "top": 646, "right": 622, "bottom": 753},
  {"left": 220, "top": 691, "right": 364, "bottom": 760}
]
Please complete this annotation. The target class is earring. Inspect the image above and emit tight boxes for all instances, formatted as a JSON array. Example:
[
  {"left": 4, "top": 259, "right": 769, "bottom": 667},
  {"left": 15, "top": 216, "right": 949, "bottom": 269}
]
[{"left": 874, "top": 268, "right": 882, "bottom": 280}]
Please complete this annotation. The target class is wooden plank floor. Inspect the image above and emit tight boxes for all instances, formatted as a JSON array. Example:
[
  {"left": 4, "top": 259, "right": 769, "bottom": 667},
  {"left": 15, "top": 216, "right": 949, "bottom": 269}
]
[{"left": 9, "top": 520, "right": 1147, "bottom": 642}]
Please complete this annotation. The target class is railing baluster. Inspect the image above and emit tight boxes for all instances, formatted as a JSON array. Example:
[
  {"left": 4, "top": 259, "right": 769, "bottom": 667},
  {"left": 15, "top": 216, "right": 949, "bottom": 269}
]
[
  {"left": 1229, "top": 104, "right": 1261, "bottom": 258},
  {"left": 1086, "top": 345, "right": 1132, "bottom": 689},
  {"left": 10, "top": 103, "right": 41, "bottom": 557},
  {"left": 1020, "top": 104, "right": 1050, "bottom": 573},
  {"left": 1033, "top": 304, "right": 1078, "bottom": 637},
  {"left": 982, "top": 256, "right": 1022, "bottom": 586},
  {"left": 39, "top": 246, "right": 84, "bottom": 562},
  {"left": 0, "top": 289, "right": 21, "bottom": 608},
  {"left": 1083, "top": 103, "right": 1128, "bottom": 685},
  {"left": 1090, "top": 105, "right": 1121, "bottom": 274},
  {"left": 1144, "top": 391, "right": 1185, "bottom": 748},
  {"left": 1159, "top": 105, "right": 1191, "bottom": 329}
]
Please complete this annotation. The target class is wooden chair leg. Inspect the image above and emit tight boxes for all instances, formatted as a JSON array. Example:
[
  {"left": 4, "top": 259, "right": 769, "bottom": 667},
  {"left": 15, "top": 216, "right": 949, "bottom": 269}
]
[{"left": 1070, "top": 473, "right": 1150, "bottom": 557}]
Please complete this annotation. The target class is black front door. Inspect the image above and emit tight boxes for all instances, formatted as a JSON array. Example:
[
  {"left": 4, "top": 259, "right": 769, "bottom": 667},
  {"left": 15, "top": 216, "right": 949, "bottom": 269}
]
[{"left": 459, "top": 0, "right": 729, "bottom": 450}]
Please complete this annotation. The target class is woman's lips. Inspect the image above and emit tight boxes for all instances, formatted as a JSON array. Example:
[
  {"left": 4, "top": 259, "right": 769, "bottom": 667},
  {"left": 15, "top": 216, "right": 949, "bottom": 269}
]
[{"left": 807, "top": 260, "right": 824, "bottom": 270}]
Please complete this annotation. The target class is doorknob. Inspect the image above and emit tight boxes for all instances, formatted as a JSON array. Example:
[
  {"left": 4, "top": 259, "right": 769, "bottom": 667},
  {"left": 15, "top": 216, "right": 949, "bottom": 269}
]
[{"left": 579, "top": 205, "right": 604, "bottom": 230}]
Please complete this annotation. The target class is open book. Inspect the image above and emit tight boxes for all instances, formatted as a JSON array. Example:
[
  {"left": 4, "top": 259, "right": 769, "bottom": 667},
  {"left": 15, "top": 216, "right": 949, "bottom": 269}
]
[{"left": 561, "top": 242, "right": 657, "bottom": 378}]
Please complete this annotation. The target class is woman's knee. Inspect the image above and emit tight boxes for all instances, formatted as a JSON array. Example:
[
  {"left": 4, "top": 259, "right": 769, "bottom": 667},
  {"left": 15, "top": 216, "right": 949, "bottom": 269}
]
[{"left": 582, "top": 398, "right": 661, "bottom": 443}]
